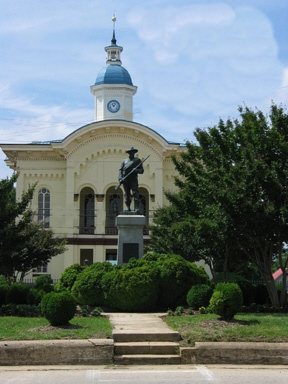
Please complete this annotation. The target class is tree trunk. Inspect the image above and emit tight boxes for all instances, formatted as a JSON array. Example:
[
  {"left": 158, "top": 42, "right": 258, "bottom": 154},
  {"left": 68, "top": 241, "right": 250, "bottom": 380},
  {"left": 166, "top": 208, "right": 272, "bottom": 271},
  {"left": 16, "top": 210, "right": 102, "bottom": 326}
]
[
  {"left": 253, "top": 245, "right": 280, "bottom": 307},
  {"left": 261, "top": 271, "right": 280, "bottom": 307},
  {"left": 280, "top": 269, "right": 287, "bottom": 307}
]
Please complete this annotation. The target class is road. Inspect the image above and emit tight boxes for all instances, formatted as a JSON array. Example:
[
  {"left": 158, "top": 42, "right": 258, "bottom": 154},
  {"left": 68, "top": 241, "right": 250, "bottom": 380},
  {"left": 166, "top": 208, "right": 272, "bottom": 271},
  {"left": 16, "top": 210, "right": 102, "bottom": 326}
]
[{"left": 0, "top": 365, "right": 287, "bottom": 383}]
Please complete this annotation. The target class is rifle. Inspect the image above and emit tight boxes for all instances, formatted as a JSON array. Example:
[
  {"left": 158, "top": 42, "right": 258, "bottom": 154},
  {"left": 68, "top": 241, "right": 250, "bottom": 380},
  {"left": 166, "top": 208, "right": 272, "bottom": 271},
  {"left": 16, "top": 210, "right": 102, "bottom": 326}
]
[{"left": 115, "top": 154, "right": 150, "bottom": 191}]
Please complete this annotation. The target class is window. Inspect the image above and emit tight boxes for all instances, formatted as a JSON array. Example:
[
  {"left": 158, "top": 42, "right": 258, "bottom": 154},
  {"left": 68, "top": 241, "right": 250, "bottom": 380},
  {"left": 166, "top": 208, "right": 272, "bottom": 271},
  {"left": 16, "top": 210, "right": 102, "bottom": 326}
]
[
  {"left": 106, "top": 249, "right": 117, "bottom": 265},
  {"left": 38, "top": 188, "right": 50, "bottom": 228},
  {"left": 35, "top": 264, "right": 48, "bottom": 274},
  {"left": 108, "top": 193, "right": 121, "bottom": 226},
  {"left": 79, "top": 187, "right": 95, "bottom": 234},
  {"left": 138, "top": 187, "right": 149, "bottom": 217},
  {"left": 105, "top": 187, "right": 123, "bottom": 234},
  {"left": 80, "top": 249, "right": 93, "bottom": 266}
]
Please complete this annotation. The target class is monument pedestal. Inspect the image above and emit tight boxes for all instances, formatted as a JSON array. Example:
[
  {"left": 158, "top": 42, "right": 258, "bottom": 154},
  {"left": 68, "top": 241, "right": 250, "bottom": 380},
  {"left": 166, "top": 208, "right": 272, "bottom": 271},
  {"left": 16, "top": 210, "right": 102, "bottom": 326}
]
[{"left": 116, "top": 213, "right": 146, "bottom": 265}]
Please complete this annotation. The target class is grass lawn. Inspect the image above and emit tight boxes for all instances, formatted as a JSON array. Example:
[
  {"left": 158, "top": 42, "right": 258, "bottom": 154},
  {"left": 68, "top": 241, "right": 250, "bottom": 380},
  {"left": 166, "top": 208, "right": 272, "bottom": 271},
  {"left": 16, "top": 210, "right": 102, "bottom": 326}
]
[
  {"left": 0, "top": 316, "right": 113, "bottom": 341},
  {"left": 165, "top": 313, "right": 288, "bottom": 346}
]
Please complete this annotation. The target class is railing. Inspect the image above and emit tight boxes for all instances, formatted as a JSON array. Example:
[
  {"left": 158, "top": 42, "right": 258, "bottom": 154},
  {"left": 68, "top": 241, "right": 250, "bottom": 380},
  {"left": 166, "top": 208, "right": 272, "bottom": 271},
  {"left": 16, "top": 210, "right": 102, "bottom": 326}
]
[
  {"left": 105, "top": 227, "right": 149, "bottom": 235},
  {"left": 105, "top": 227, "right": 118, "bottom": 235},
  {"left": 79, "top": 226, "right": 95, "bottom": 234},
  {"left": 23, "top": 278, "right": 59, "bottom": 286}
]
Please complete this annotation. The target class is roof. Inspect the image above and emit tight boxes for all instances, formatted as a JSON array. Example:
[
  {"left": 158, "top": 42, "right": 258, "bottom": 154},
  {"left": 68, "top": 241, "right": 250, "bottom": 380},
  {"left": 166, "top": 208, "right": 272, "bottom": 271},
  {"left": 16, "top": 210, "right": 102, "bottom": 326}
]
[
  {"left": 273, "top": 268, "right": 288, "bottom": 280},
  {"left": 95, "top": 65, "right": 133, "bottom": 86}
]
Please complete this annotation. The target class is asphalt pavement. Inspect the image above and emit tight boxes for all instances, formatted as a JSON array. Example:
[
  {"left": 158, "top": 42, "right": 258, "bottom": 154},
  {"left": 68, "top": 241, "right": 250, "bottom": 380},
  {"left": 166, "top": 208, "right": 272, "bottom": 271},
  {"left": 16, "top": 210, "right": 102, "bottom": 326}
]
[{"left": 1, "top": 365, "right": 288, "bottom": 384}]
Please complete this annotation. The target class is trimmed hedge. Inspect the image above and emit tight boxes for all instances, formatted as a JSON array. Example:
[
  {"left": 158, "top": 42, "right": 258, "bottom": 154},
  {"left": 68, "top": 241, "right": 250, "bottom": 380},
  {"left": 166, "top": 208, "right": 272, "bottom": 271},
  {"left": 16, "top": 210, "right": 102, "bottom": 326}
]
[
  {"left": 142, "top": 253, "right": 209, "bottom": 309},
  {"left": 0, "top": 285, "right": 9, "bottom": 306},
  {"left": 186, "top": 284, "right": 213, "bottom": 309},
  {"left": 56, "top": 253, "right": 210, "bottom": 312},
  {"left": 55, "top": 263, "right": 84, "bottom": 292},
  {"left": 6, "top": 283, "right": 30, "bottom": 305},
  {"left": 102, "top": 263, "right": 159, "bottom": 312},
  {"left": 41, "top": 291, "right": 76, "bottom": 326},
  {"left": 71, "top": 262, "right": 114, "bottom": 306},
  {"left": 209, "top": 282, "right": 243, "bottom": 320},
  {"left": 34, "top": 275, "right": 54, "bottom": 293}
]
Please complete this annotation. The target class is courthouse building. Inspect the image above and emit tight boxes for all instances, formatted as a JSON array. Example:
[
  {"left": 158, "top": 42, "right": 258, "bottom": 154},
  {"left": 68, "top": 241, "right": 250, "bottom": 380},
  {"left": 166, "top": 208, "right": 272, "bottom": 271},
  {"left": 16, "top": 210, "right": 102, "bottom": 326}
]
[{"left": 0, "top": 21, "right": 185, "bottom": 281}]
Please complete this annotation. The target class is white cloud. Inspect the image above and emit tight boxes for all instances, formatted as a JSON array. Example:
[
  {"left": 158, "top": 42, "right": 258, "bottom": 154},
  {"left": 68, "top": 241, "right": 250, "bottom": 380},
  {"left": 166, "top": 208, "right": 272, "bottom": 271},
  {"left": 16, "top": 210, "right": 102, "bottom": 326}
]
[
  {"left": 0, "top": 84, "right": 93, "bottom": 144},
  {"left": 127, "top": 4, "right": 284, "bottom": 132},
  {"left": 0, "top": 0, "right": 287, "bottom": 179}
]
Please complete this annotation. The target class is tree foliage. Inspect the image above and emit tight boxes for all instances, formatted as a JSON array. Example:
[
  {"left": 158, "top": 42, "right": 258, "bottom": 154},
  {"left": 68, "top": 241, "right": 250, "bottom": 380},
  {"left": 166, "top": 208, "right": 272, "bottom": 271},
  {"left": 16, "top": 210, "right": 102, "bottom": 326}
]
[
  {"left": 0, "top": 173, "right": 66, "bottom": 284},
  {"left": 149, "top": 103, "right": 288, "bottom": 307}
]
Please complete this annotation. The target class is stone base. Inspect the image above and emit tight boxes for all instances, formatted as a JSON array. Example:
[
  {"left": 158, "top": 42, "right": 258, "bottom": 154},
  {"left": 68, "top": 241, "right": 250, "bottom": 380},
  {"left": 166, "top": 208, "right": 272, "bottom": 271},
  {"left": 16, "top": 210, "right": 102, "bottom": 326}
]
[{"left": 116, "top": 214, "right": 146, "bottom": 265}]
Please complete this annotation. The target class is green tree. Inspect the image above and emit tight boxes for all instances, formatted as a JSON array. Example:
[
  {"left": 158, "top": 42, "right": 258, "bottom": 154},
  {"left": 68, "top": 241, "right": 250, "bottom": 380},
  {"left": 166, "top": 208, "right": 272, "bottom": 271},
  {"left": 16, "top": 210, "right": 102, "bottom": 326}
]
[
  {"left": 149, "top": 104, "right": 288, "bottom": 307},
  {"left": 0, "top": 173, "right": 66, "bottom": 284}
]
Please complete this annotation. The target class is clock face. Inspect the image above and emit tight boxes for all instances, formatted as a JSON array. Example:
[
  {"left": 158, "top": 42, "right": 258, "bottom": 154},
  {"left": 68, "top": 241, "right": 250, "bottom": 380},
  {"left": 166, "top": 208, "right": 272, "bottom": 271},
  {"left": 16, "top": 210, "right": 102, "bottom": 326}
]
[{"left": 107, "top": 100, "right": 120, "bottom": 113}]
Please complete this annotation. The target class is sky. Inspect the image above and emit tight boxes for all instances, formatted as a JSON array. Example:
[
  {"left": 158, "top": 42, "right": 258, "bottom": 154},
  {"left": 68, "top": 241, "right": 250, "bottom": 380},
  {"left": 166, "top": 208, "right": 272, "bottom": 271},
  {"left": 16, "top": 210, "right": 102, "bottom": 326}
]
[{"left": 0, "top": 0, "right": 288, "bottom": 179}]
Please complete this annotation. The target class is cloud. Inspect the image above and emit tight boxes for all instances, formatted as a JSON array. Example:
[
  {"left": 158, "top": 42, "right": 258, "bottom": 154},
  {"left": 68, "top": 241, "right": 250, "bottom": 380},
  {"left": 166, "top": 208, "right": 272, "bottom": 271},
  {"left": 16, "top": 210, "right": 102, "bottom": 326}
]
[
  {"left": 0, "top": 84, "right": 93, "bottom": 144},
  {"left": 127, "top": 4, "right": 284, "bottom": 135}
]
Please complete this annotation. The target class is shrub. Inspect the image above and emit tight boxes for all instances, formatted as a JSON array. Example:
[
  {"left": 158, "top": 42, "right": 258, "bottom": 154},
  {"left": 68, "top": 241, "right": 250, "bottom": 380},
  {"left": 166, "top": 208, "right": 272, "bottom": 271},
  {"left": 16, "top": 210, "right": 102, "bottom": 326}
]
[
  {"left": 91, "top": 307, "right": 103, "bottom": 317},
  {"left": 216, "top": 272, "right": 255, "bottom": 306},
  {"left": 41, "top": 291, "right": 76, "bottom": 326},
  {"left": 55, "top": 263, "right": 84, "bottom": 292},
  {"left": 34, "top": 275, "right": 54, "bottom": 293},
  {"left": 175, "top": 306, "right": 184, "bottom": 316},
  {"left": 0, "top": 285, "right": 9, "bottom": 306},
  {"left": 142, "top": 253, "right": 209, "bottom": 309},
  {"left": 71, "top": 262, "right": 114, "bottom": 306},
  {"left": 102, "top": 263, "right": 159, "bottom": 312},
  {"left": 27, "top": 288, "right": 46, "bottom": 305},
  {"left": 209, "top": 283, "right": 243, "bottom": 320},
  {"left": 6, "top": 283, "right": 30, "bottom": 305},
  {"left": 187, "top": 284, "right": 213, "bottom": 309},
  {"left": 0, "top": 304, "right": 41, "bottom": 317}
]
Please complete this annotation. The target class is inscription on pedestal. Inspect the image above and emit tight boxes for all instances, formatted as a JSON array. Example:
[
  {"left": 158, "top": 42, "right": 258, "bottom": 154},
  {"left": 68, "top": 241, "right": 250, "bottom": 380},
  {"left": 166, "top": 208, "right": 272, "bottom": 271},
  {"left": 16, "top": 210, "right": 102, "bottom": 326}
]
[{"left": 123, "top": 243, "right": 139, "bottom": 263}]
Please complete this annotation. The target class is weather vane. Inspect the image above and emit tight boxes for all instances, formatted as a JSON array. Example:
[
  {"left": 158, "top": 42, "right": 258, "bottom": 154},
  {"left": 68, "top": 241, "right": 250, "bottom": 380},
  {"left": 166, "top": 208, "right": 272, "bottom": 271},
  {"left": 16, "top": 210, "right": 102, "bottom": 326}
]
[{"left": 112, "top": 12, "right": 116, "bottom": 29}]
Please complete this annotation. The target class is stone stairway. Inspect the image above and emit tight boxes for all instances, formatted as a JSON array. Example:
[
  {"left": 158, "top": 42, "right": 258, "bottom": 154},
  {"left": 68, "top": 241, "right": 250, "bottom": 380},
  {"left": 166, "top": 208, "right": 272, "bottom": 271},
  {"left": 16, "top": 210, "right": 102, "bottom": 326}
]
[{"left": 109, "top": 313, "right": 181, "bottom": 365}]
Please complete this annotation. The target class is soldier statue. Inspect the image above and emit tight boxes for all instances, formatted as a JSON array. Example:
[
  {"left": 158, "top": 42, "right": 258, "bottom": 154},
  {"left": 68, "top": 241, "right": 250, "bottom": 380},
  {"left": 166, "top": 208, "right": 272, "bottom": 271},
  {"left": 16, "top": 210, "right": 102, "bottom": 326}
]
[{"left": 118, "top": 147, "right": 144, "bottom": 212}]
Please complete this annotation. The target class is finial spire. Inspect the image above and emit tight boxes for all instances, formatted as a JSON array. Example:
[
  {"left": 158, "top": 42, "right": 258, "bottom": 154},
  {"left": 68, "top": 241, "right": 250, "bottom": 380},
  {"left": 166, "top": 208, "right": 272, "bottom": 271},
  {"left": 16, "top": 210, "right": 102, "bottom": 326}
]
[{"left": 111, "top": 13, "right": 117, "bottom": 45}]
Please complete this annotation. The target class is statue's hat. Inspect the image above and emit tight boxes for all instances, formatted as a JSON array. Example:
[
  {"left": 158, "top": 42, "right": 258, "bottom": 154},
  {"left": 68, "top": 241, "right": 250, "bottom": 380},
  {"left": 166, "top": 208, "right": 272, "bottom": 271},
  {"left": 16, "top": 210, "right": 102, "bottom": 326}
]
[{"left": 126, "top": 146, "right": 138, "bottom": 154}]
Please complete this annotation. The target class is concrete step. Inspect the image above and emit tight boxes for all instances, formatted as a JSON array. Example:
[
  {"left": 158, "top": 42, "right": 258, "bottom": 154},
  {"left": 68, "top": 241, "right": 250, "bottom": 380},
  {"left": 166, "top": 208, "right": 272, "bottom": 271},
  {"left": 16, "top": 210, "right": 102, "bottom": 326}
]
[
  {"left": 113, "top": 331, "right": 180, "bottom": 343},
  {"left": 114, "top": 341, "right": 179, "bottom": 355},
  {"left": 114, "top": 354, "right": 181, "bottom": 365}
]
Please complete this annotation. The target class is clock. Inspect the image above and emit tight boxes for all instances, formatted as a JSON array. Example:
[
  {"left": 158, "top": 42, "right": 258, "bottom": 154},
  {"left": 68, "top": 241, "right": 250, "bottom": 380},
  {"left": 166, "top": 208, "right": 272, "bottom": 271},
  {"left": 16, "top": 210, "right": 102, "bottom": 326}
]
[{"left": 107, "top": 100, "right": 120, "bottom": 113}]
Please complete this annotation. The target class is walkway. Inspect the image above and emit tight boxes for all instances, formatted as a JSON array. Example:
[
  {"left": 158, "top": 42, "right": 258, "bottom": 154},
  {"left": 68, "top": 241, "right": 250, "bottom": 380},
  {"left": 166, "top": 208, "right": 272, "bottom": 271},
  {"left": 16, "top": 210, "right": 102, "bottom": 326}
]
[{"left": 107, "top": 312, "right": 181, "bottom": 364}]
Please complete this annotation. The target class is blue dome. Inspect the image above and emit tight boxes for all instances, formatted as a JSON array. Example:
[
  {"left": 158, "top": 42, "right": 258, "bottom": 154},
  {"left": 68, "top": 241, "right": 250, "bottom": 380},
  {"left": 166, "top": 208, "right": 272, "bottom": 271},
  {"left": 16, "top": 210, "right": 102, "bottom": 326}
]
[{"left": 95, "top": 65, "right": 133, "bottom": 86}]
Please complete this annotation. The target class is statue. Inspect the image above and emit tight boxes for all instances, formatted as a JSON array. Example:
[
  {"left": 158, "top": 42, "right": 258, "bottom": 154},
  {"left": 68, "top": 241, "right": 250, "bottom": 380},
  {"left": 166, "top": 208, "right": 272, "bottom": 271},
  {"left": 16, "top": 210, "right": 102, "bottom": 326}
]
[{"left": 116, "top": 147, "right": 149, "bottom": 212}]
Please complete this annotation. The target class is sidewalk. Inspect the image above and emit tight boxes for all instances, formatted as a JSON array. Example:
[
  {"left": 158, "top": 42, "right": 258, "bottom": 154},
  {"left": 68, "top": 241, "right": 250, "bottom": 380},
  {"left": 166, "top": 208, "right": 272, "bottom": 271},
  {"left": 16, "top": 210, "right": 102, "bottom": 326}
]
[
  {"left": 108, "top": 312, "right": 179, "bottom": 341},
  {"left": 0, "top": 312, "right": 288, "bottom": 366}
]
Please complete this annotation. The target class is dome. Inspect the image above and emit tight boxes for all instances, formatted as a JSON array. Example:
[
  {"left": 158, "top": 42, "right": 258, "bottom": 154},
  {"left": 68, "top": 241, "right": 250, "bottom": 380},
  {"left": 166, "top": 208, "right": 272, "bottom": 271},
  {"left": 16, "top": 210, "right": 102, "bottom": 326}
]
[{"left": 95, "top": 65, "right": 133, "bottom": 86}]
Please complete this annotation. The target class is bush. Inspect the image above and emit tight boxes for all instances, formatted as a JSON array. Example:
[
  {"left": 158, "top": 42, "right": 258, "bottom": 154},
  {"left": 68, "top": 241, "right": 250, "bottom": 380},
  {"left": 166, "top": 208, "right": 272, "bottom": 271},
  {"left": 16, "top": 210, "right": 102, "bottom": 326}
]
[
  {"left": 209, "top": 283, "right": 243, "bottom": 320},
  {"left": 41, "top": 291, "right": 76, "bottom": 326},
  {"left": 27, "top": 288, "right": 46, "bottom": 305},
  {"left": 6, "top": 283, "right": 30, "bottom": 305},
  {"left": 0, "top": 304, "right": 41, "bottom": 317},
  {"left": 142, "top": 253, "right": 209, "bottom": 309},
  {"left": 187, "top": 284, "right": 213, "bottom": 309},
  {"left": 216, "top": 272, "right": 255, "bottom": 306},
  {"left": 34, "top": 275, "right": 54, "bottom": 293},
  {"left": 102, "top": 263, "right": 159, "bottom": 312},
  {"left": 71, "top": 262, "right": 114, "bottom": 306},
  {"left": 55, "top": 264, "right": 84, "bottom": 292},
  {"left": 0, "top": 285, "right": 9, "bottom": 306}
]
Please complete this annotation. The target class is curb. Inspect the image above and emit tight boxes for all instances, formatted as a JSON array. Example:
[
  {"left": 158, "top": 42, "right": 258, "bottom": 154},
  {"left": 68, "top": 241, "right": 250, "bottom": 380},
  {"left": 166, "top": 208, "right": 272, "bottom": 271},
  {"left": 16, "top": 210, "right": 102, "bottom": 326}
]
[
  {"left": 1, "top": 340, "right": 288, "bottom": 366},
  {"left": 181, "top": 342, "right": 288, "bottom": 365}
]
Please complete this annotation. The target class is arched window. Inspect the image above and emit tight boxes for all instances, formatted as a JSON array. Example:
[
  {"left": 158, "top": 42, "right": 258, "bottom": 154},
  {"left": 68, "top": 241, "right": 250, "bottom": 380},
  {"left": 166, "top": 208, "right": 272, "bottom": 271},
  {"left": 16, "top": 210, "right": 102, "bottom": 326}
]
[
  {"left": 38, "top": 188, "right": 50, "bottom": 228},
  {"left": 105, "top": 187, "right": 123, "bottom": 234},
  {"left": 79, "top": 187, "right": 95, "bottom": 234},
  {"left": 138, "top": 188, "right": 149, "bottom": 217}
]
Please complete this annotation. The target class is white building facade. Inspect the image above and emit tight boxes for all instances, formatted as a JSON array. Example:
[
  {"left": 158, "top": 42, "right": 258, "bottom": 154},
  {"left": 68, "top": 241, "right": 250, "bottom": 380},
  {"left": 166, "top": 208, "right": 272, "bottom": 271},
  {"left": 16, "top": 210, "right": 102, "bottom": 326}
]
[{"left": 1, "top": 21, "right": 185, "bottom": 281}]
